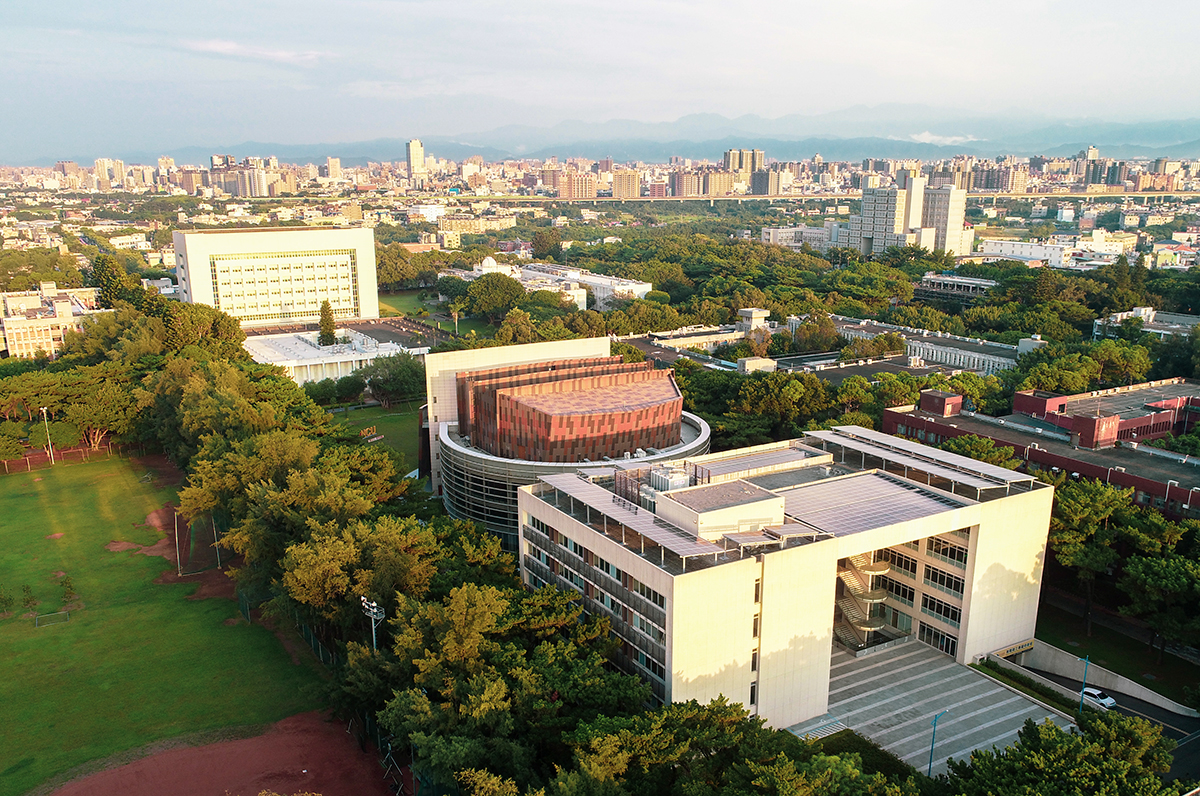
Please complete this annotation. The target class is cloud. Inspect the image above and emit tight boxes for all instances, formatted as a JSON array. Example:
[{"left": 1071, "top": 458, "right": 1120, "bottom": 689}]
[
  {"left": 906, "top": 131, "right": 982, "bottom": 146},
  {"left": 182, "top": 39, "right": 331, "bottom": 67}
]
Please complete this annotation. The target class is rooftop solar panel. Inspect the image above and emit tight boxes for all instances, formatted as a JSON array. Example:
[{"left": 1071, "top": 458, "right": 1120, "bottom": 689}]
[
  {"left": 829, "top": 426, "right": 1031, "bottom": 484},
  {"left": 782, "top": 471, "right": 968, "bottom": 536}
]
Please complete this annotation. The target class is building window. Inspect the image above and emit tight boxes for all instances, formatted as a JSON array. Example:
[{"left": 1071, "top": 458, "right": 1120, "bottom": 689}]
[
  {"left": 880, "top": 549, "right": 918, "bottom": 579},
  {"left": 921, "top": 594, "right": 962, "bottom": 628},
  {"left": 924, "top": 565, "right": 965, "bottom": 598},
  {"left": 751, "top": 650, "right": 758, "bottom": 672},
  {"left": 749, "top": 682, "right": 758, "bottom": 706},
  {"left": 927, "top": 537, "right": 968, "bottom": 569},
  {"left": 873, "top": 575, "right": 915, "bottom": 606},
  {"left": 753, "top": 578, "right": 761, "bottom": 604},
  {"left": 918, "top": 622, "right": 958, "bottom": 657},
  {"left": 752, "top": 614, "right": 760, "bottom": 638}
]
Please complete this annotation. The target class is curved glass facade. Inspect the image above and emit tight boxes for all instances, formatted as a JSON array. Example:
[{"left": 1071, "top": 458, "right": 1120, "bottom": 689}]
[{"left": 440, "top": 413, "right": 711, "bottom": 551}]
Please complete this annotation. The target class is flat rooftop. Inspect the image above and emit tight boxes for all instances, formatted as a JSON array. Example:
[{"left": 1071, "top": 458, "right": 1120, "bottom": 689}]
[
  {"left": 832, "top": 318, "right": 1018, "bottom": 361},
  {"left": 784, "top": 359, "right": 962, "bottom": 386},
  {"left": 176, "top": 226, "right": 358, "bottom": 235},
  {"left": 1055, "top": 381, "right": 1200, "bottom": 419},
  {"left": 511, "top": 376, "right": 680, "bottom": 415},
  {"left": 782, "top": 471, "right": 969, "bottom": 537},
  {"left": 689, "top": 445, "right": 818, "bottom": 479},
  {"left": 667, "top": 480, "right": 777, "bottom": 512}
]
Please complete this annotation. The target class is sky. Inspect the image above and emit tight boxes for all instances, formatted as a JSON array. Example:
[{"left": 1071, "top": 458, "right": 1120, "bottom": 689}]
[{"left": 2, "top": 0, "right": 1199, "bottom": 163}]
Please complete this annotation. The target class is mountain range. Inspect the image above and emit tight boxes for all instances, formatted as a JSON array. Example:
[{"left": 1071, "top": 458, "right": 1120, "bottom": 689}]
[{"left": 60, "top": 106, "right": 1200, "bottom": 167}]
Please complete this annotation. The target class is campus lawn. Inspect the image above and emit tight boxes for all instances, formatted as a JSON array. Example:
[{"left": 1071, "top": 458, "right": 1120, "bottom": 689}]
[
  {"left": 377, "top": 289, "right": 496, "bottom": 338},
  {"left": 1035, "top": 603, "right": 1200, "bottom": 704},
  {"left": 0, "top": 460, "right": 323, "bottom": 796},
  {"left": 335, "top": 405, "right": 422, "bottom": 471},
  {"left": 377, "top": 288, "right": 427, "bottom": 317}
]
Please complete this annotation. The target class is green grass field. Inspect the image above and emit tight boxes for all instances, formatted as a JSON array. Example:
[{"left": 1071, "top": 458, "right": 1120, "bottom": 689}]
[
  {"left": 1035, "top": 603, "right": 1200, "bottom": 703},
  {"left": 377, "top": 289, "right": 496, "bottom": 338},
  {"left": 0, "top": 460, "right": 323, "bottom": 796},
  {"left": 335, "top": 405, "right": 422, "bottom": 472}
]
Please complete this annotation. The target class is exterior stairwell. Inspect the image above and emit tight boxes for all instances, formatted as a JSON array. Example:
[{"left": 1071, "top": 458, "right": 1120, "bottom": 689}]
[{"left": 833, "top": 555, "right": 891, "bottom": 649}]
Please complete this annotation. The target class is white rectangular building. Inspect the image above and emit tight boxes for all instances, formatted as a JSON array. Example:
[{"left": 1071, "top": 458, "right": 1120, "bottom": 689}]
[
  {"left": 518, "top": 428, "right": 1052, "bottom": 729},
  {"left": 174, "top": 227, "right": 379, "bottom": 327}
]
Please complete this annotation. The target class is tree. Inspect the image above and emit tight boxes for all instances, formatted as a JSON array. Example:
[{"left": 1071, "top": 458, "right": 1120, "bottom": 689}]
[
  {"left": 449, "top": 297, "right": 468, "bottom": 335},
  {"left": 0, "top": 586, "right": 13, "bottom": 615},
  {"left": 532, "top": 229, "right": 562, "bottom": 261},
  {"left": 61, "top": 575, "right": 77, "bottom": 603},
  {"left": 494, "top": 308, "right": 540, "bottom": 345},
  {"left": 318, "top": 300, "right": 337, "bottom": 346},
  {"left": 0, "top": 435, "right": 22, "bottom": 473},
  {"left": 945, "top": 714, "right": 1176, "bottom": 796},
  {"left": 939, "top": 435, "right": 1022, "bottom": 470},
  {"left": 89, "top": 254, "right": 138, "bottom": 308},
  {"left": 28, "top": 421, "right": 81, "bottom": 454},
  {"left": 63, "top": 382, "right": 134, "bottom": 450},
  {"left": 21, "top": 584, "right": 36, "bottom": 612},
  {"left": 356, "top": 353, "right": 425, "bottom": 409},
  {"left": 1118, "top": 554, "right": 1200, "bottom": 663},
  {"left": 303, "top": 378, "right": 337, "bottom": 406},
  {"left": 1047, "top": 478, "right": 1132, "bottom": 635},
  {"left": 335, "top": 374, "right": 366, "bottom": 404},
  {"left": 468, "top": 273, "right": 526, "bottom": 323}
]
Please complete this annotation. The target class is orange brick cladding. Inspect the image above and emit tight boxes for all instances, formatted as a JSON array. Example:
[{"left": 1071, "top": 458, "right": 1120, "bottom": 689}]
[{"left": 455, "top": 358, "right": 683, "bottom": 462}]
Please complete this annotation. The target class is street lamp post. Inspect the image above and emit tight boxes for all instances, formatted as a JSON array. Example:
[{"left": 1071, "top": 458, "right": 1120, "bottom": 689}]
[
  {"left": 1078, "top": 654, "right": 1091, "bottom": 714},
  {"left": 39, "top": 406, "right": 54, "bottom": 465},
  {"left": 361, "top": 596, "right": 385, "bottom": 651},
  {"left": 928, "top": 709, "right": 950, "bottom": 777}
]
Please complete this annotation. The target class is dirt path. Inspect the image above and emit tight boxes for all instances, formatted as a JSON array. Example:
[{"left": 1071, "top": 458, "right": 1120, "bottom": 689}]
[{"left": 47, "top": 711, "right": 395, "bottom": 796}]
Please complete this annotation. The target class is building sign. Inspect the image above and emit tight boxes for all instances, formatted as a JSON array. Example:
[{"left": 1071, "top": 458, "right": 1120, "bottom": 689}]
[{"left": 993, "top": 639, "right": 1035, "bottom": 658}]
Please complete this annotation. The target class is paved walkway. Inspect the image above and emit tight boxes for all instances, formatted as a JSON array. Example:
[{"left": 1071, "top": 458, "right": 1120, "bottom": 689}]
[{"left": 822, "top": 642, "right": 1071, "bottom": 776}]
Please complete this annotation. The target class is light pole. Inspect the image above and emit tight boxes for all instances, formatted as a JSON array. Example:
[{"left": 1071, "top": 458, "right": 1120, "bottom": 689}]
[
  {"left": 928, "top": 709, "right": 950, "bottom": 777},
  {"left": 361, "top": 596, "right": 385, "bottom": 651},
  {"left": 1078, "top": 654, "right": 1091, "bottom": 714},
  {"left": 39, "top": 406, "right": 54, "bottom": 465}
]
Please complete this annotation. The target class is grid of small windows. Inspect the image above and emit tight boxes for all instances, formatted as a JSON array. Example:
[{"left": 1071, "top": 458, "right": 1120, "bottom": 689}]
[
  {"left": 927, "top": 537, "right": 968, "bottom": 569},
  {"left": 873, "top": 574, "right": 915, "bottom": 606},
  {"left": 918, "top": 621, "right": 958, "bottom": 657},
  {"left": 207, "top": 249, "right": 361, "bottom": 321},
  {"left": 924, "top": 565, "right": 965, "bottom": 598},
  {"left": 522, "top": 518, "right": 667, "bottom": 685},
  {"left": 880, "top": 548, "right": 918, "bottom": 579},
  {"left": 921, "top": 593, "right": 962, "bottom": 628}
]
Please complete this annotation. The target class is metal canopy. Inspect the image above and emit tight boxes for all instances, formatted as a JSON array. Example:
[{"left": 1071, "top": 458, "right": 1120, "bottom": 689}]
[{"left": 828, "top": 426, "right": 1032, "bottom": 484}]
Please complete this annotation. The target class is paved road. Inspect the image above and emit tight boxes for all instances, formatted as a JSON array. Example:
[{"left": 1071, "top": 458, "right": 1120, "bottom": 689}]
[{"left": 1028, "top": 667, "right": 1200, "bottom": 781}]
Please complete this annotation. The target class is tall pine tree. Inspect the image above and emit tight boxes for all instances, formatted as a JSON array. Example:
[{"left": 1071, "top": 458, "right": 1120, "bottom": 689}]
[{"left": 318, "top": 299, "right": 336, "bottom": 346}]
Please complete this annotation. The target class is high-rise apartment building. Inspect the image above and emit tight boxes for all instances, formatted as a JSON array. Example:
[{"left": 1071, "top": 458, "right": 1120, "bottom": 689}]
[
  {"left": 724, "top": 149, "right": 765, "bottom": 174},
  {"left": 670, "top": 172, "right": 701, "bottom": 197},
  {"left": 846, "top": 182, "right": 972, "bottom": 256},
  {"left": 558, "top": 172, "right": 598, "bottom": 200},
  {"left": 406, "top": 139, "right": 427, "bottom": 183},
  {"left": 704, "top": 171, "right": 735, "bottom": 196},
  {"left": 750, "top": 170, "right": 782, "bottom": 196},
  {"left": 326, "top": 157, "right": 342, "bottom": 180},
  {"left": 173, "top": 227, "right": 379, "bottom": 328},
  {"left": 612, "top": 169, "right": 642, "bottom": 200}
]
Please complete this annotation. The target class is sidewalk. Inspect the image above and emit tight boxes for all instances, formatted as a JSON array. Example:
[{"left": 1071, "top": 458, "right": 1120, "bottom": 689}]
[{"left": 1042, "top": 586, "right": 1200, "bottom": 667}]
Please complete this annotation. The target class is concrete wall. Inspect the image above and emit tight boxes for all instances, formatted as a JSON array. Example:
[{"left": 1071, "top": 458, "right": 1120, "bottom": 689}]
[
  {"left": 984, "top": 653, "right": 1085, "bottom": 719},
  {"left": 1020, "top": 641, "right": 1200, "bottom": 717}
]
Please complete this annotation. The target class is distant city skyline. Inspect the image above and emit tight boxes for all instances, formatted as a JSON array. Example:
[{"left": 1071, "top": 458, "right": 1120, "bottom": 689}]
[{"left": 3, "top": 1, "right": 1200, "bottom": 162}]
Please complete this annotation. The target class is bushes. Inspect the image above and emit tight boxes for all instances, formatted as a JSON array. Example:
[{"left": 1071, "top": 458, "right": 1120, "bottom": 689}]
[{"left": 972, "top": 659, "right": 1092, "bottom": 716}]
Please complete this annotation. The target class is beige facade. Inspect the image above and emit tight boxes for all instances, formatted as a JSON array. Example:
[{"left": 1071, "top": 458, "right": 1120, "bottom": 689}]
[
  {"left": 517, "top": 428, "right": 1052, "bottom": 728},
  {"left": 173, "top": 227, "right": 379, "bottom": 328},
  {"left": 0, "top": 282, "right": 103, "bottom": 359}
]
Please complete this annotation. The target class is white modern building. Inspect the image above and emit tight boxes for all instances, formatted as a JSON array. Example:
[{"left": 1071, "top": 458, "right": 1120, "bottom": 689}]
[
  {"left": 243, "top": 329, "right": 429, "bottom": 385},
  {"left": 517, "top": 428, "right": 1053, "bottom": 727},
  {"left": 844, "top": 180, "right": 974, "bottom": 257},
  {"left": 174, "top": 227, "right": 379, "bottom": 328},
  {"left": 980, "top": 240, "right": 1068, "bottom": 268}
]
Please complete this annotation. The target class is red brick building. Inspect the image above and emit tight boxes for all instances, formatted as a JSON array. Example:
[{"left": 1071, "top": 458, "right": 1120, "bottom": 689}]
[{"left": 456, "top": 357, "right": 683, "bottom": 462}]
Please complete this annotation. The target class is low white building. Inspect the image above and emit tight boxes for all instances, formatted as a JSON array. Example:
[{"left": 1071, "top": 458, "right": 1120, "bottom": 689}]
[
  {"left": 980, "top": 240, "right": 1068, "bottom": 267},
  {"left": 243, "top": 329, "right": 428, "bottom": 385}
]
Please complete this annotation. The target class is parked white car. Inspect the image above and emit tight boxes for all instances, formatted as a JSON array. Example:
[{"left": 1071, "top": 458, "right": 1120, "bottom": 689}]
[{"left": 1083, "top": 687, "right": 1117, "bottom": 708}]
